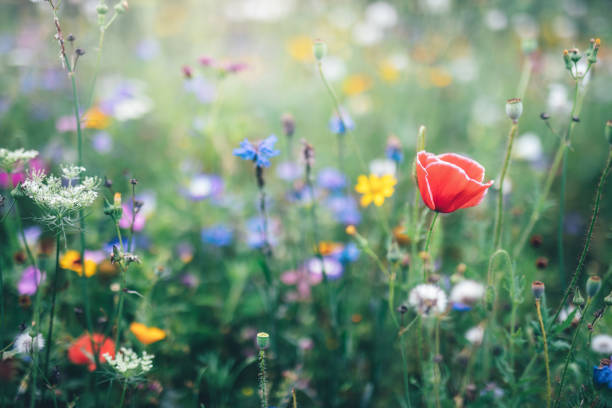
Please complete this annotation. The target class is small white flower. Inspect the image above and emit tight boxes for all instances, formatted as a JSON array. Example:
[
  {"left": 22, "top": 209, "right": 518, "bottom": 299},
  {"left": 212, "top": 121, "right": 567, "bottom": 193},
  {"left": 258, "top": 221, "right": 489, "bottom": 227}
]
[
  {"left": 558, "top": 305, "right": 581, "bottom": 323},
  {"left": 104, "top": 347, "right": 154, "bottom": 378},
  {"left": 369, "top": 158, "right": 397, "bottom": 177},
  {"left": 465, "top": 325, "right": 484, "bottom": 346},
  {"left": 450, "top": 279, "right": 485, "bottom": 307},
  {"left": 592, "top": 334, "right": 612, "bottom": 354},
  {"left": 408, "top": 284, "right": 447, "bottom": 316},
  {"left": 513, "top": 132, "right": 543, "bottom": 162},
  {"left": 0, "top": 148, "right": 38, "bottom": 172},
  {"left": 365, "top": 2, "right": 398, "bottom": 29},
  {"left": 14, "top": 332, "right": 44, "bottom": 354}
]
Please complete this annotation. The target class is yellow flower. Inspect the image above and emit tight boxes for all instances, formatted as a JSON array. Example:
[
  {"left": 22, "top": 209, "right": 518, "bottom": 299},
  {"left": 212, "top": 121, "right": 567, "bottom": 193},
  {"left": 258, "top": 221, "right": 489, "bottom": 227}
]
[
  {"left": 318, "top": 241, "right": 342, "bottom": 256},
  {"left": 287, "top": 36, "right": 314, "bottom": 62},
  {"left": 60, "top": 250, "right": 97, "bottom": 277},
  {"left": 379, "top": 60, "right": 400, "bottom": 83},
  {"left": 82, "top": 107, "right": 111, "bottom": 130},
  {"left": 354, "top": 174, "right": 397, "bottom": 207},
  {"left": 342, "top": 74, "right": 372, "bottom": 96},
  {"left": 129, "top": 322, "right": 167, "bottom": 345},
  {"left": 428, "top": 67, "right": 452, "bottom": 88}
]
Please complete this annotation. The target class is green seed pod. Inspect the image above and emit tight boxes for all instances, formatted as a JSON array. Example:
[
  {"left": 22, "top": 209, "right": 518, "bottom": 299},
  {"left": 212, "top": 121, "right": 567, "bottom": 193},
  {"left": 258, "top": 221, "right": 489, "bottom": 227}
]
[
  {"left": 96, "top": 3, "right": 109, "bottom": 15},
  {"left": 312, "top": 39, "right": 327, "bottom": 61},
  {"left": 256, "top": 332, "right": 270, "bottom": 349},
  {"left": 114, "top": 1, "right": 128, "bottom": 14},
  {"left": 505, "top": 98, "right": 523, "bottom": 123},
  {"left": 586, "top": 276, "right": 602, "bottom": 298},
  {"left": 572, "top": 288, "right": 585, "bottom": 306},
  {"left": 531, "top": 281, "right": 545, "bottom": 300}
]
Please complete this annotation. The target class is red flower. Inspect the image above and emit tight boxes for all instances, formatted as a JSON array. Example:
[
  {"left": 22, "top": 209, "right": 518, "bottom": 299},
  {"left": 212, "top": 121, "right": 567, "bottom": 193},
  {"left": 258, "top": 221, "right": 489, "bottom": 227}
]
[
  {"left": 416, "top": 151, "right": 493, "bottom": 213},
  {"left": 67, "top": 333, "right": 115, "bottom": 371}
]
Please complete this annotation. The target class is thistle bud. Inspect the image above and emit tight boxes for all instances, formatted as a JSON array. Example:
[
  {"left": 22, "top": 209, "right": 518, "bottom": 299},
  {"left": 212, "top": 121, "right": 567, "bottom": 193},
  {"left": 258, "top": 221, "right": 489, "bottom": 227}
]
[
  {"left": 572, "top": 288, "right": 585, "bottom": 306},
  {"left": 568, "top": 48, "right": 581, "bottom": 63},
  {"left": 563, "top": 50, "right": 572, "bottom": 71},
  {"left": 386, "top": 241, "right": 402, "bottom": 263},
  {"left": 605, "top": 120, "right": 612, "bottom": 145},
  {"left": 586, "top": 276, "right": 602, "bottom": 298},
  {"left": 604, "top": 291, "right": 612, "bottom": 306},
  {"left": 114, "top": 1, "right": 128, "bottom": 14},
  {"left": 256, "top": 332, "right": 270, "bottom": 349},
  {"left": 114, "top": 192, "right": 122, "bottom": 207},
  {"left": 505, "top": 98, "right": 523, "bottom": 123},
  {"left": 96, "top": 3, "right": 109, "bottom": 15},
  {"left": 531, "top": 281, "right": 545, "bottom": 300},
  {"left": 313, "top": 39, "right": 327, "bottom": 61},
  {"left": 586, "top": 38, "right": 601, "bottom": 64}
]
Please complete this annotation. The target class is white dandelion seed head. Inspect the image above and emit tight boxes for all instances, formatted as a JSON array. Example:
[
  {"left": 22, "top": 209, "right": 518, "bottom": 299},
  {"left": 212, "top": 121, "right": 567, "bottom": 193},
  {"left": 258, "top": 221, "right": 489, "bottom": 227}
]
[
  {"left": 465, "top": 325, "right": 484, "bottom": 346},
  {"left": 0, "top": 148, "right": 38, "bottom": 172},
  {"left": 592, "top": 334, "right": 612, "bottom": 354},
  {"left": 408, "top": 284, "right": 447, "bottom": 316},
  {"left": 450, "top": 279, "right": 485, "bottom": 306},
  {"left": 14, "top": 332, "right": 45, "bottom": 354}
]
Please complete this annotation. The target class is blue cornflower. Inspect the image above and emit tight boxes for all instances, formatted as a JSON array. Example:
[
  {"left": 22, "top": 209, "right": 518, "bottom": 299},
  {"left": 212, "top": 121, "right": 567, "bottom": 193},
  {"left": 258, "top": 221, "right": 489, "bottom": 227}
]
[
  {"left": 233, "top": 135, "right": 280, "bottom": 168},
  {"left": 317, "top": 167, "right": 346, "bottom": 191},
  {"left": 331, "top": 242, "right": 360, "bottom": 264},
  {"left": 328, "top": 110, "right": 354, "bottom": 135},
  {"left": 202, "top": 224, "right": 233, "bottom": 247},
  {"left": 385, "top": 135, "right": 404, "bottom": 163},
  {"left": 593, "top": 359, "right": 612, "bottom": 389}
]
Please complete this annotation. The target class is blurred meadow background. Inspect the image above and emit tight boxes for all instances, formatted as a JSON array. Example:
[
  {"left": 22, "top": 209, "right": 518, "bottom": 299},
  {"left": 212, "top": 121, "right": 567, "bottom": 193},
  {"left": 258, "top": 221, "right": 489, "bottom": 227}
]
[{"left": 1, "top": 0, "right": 612, "bottom": 407}]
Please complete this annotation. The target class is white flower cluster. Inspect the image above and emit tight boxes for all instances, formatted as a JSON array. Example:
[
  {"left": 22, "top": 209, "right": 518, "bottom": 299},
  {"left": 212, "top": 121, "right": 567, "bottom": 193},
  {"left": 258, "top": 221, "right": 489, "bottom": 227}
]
[
  {"left": 0, "top": 148, "right": 38, "bottom": 171},
  {"left": 450, "top": 280, "right": 485, "bottom": 306},
  {"left": 21, "top": 165, "right": 100, "bottom": 231},
  {"left": 408, "top": 284, "right": 447, "bottom": 316},
  {"left": 103, "top": 347, "right": 154, "bottom": 378},
  {"left": 14, "top": 332, "right": 45, "bottom": 354}
]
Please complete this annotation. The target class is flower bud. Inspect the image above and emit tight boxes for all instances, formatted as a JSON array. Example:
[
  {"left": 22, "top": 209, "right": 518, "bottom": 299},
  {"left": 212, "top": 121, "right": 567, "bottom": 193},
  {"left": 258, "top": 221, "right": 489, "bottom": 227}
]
[
  {"left": 572, "top": 288, "right": 585, "bottom": 306},
  {"left": 96, "top": 3, "right": 109, "bottom": 15},
  {"left": 281, "top": 113, "right": 295, "bottom": 137},
  {"left": 586, "top": 38, "right": 601, "bottom": 64},
  {"left": 604, "top": 291, "right": 612, "bottom": 306},
  {"left": 568, "top": 48, "right": 581, "bottom": 63},
  {"left": 114, "top": 1, "right": 128, "bottom": 14},
  {"left": 256, "top": 332, "right": 270, "bottom": 349},
  {"left": 505, "top": 98, "right": 523, "bottom": 123},
  {"left": 345, "top": 225, "right": 356, "bottom": 235},
  {"left": 313, "top": 39, "right": 327, "bottom": 61},
  {"left": 114, "top": 192, "right": 122, "bottom": 207},
  {"left": 386, "top": 241, "right": 402, "bottom": 263},
  {"left": 563, "top": 50, "right": 572, "bottom": 71},
  {"left": 531, "top": 281, "right": 545, "bottom": 300},
  {"left": 586, "top": 276, "right": 602, "bottom": 298},
  {"left": 605, "top": 120, "right": 612, "bottom": 145}
]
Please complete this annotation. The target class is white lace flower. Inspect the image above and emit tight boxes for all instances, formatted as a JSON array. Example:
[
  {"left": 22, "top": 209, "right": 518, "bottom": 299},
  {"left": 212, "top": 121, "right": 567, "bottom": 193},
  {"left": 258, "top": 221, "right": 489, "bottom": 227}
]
[
  {"left": 0, "top": 148, "right": 38, "bottom": 171},
  {"left": 450, "top": 280, "right": 485, "bottom": 307},
  {"left": 20, "top": 165, "right": 99, "bottom": 233},
  {"left": 103, "top": 347, "right": 154, "bottom": 379},
  {"left": 14, "top": 332, "right": 45, "bottom": 354},
  {"left": 408, "top": 284, "right": 447, "bottom": 316},
  {"left": 592, "top": 334, "right": 612, "bottom": 354}
]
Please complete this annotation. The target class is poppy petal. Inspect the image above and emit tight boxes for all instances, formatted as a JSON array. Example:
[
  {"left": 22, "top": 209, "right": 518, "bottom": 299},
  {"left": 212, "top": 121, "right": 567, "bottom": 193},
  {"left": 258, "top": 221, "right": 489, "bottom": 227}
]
[
  {"left": 423, "top": 161, "right": 470, "bottom": 213},
  {"left": 416, "top": 159, "right": 436, "bottom": 210},
  {"left": 447, "top": 179, "right": 494, "bottom": 212},
  {"left": 438, "top": 153, "right": 485, "bottom": 182}
]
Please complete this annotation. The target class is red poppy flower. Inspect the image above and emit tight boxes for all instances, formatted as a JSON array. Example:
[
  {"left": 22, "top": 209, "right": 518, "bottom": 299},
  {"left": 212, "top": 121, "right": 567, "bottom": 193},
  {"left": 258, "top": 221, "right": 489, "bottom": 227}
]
[
  {"left": 416, "top": 151, "right": 494, "bottom": 213},
  {"left": 67, "top": 333, "right": 115, "bottom": 371}
]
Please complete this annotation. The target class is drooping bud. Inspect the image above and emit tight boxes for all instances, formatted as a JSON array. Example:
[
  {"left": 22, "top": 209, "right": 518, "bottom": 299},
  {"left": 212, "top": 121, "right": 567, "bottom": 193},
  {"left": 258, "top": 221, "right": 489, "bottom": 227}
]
[
  {"left": 586, "top": 276, "right": 602, "bottom": 298},
  {"left": 313, "top": 39, "right": 327, "bottom": 61},
  {"left": 256, "top": 332, "right": 270, "bottom": 349},
  {"left": 505, "top": 98, "right": 523, "bottom": 123},
  {"left": 605, "top": 120, "right": 612, "bottom": 145},
  {"left": 572, "top": 288, "right": 585, "bottom": 306},
  {"left": 416, "top": 125, "right": 426, "bottom": 152},
  {"left": 531, "top": 281, "right": 545, "bottom": 300}
]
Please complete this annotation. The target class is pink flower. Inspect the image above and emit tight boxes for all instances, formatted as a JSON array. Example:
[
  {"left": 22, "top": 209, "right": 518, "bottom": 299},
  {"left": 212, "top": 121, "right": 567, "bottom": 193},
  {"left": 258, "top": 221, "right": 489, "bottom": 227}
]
[
  {"left": 18, "top": 266, "right": 45, "bottom": 296},
  {"left": 118, "top": 203, "right": 145, "bottom": 231},
  {"left": 281, "top": 267, "right": 322, "bottom": 301}
]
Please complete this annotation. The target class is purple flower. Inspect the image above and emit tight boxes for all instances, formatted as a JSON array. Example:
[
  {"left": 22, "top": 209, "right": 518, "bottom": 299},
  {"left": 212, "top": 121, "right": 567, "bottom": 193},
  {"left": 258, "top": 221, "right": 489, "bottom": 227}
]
[
  {"left": 233, "top": 135, "right": 280, "bottom": 168},
  {"left": 305, "top": 257, "right": 343, "bottom": 280},
  {"left": 328, "top": 110, "right": 354, "bottom": 134},
  {"left": 119, "top": 203, "right": 146, "bottom": 231},
  {"left": 202, "top": 224, "right": 233, "bottom": 247},
  {"left": 281, "top": 267, "right": 322, "bottom": 301},
  {"left": 276, "top": 161, "right": 302, "bottom": 181},
  {"left": 182, "top": 174, "right": 224, "bottom": 201},
  {"left": 594, "top": 360, "right": 612, "bottom": 389},
  {"left": 136, "top": 39, "right": 160, "bottom": 61},
  {"left": 331, "top": 242, "right": 360, "bottom": 264},
  {"left": 246, "top": 216, "right": 279, "bottom": 249},
  {"left": 184, "top": 77, "right": 216, "bottom": 104},
  {"left": 92, "top": 132, "right": 113, "bottom": 154},
  {"left": 326, "top": 195, "right": 361, "bottom": 225},
  {"left": 18, "top": 266, "right": 45, "bottom": 296},
  {"left": 317, "top": 167, "right": 346, "bottom": 191}
]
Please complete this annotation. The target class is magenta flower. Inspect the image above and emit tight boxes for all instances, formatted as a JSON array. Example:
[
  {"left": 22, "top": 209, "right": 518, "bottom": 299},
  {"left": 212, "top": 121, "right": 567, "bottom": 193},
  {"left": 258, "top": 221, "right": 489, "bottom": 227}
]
[
  {"left": 18, "top": 266, "right": 45, "bottom": 296},
  {"left": 118, "top": 203, "right": 145, "bottom": 231}
]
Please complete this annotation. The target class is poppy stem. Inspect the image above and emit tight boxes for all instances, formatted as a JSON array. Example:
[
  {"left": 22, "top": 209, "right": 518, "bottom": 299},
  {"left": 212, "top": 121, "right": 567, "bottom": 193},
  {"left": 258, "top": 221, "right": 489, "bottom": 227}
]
[
  {"left": 422, "top": 212, "right": 439, "bottom": 279},
  {"left": 551, "top": 148, "right": 612, "bottom": 325},
  {"left": 493, "top": 122, "right": 518, "bottom": 249},
  {"left": 535, "top": 299, "right": 551, "bottom": 408},
  {"left": 43, "top": 234, "right": 61, "bottom": 379}
]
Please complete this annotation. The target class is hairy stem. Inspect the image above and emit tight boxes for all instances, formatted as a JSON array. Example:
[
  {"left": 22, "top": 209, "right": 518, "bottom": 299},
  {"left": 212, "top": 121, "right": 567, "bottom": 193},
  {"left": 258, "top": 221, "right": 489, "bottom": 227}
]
[
  {"left": 535, "top": 299, "right": 551, "bottom": 408},
  {"left": 493, "top": 122, "right": 518, "bottom": 249},
  {"left": 43, "top": 235, "right": 61, "bottom": 377}
]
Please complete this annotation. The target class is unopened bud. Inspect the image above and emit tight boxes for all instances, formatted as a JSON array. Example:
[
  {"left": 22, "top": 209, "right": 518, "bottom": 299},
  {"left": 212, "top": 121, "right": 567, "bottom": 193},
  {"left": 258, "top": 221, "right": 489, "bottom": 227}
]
[
  {"left": 114, "top": 192, "right": 122, "bottom": 207},
  {"left": 505, "top": 98, "right": 523, "bottom": 123},
  {"left": 605, "top": 120, "right": 612, "bottom": 145},
  {"left": 572, "top": 289, "right": 585, "bottom": 306},
  {"left": 281, "top": 113, "right": 295, "bottom": 137},
  {"left": 256, "top": 332, "right": 270, "bottom": 349},
  {"left": 345, "top": 225, "right": 356, "bottom": 236},
  {"left": 586, "top": 276, "right": 602, "bottom": 298},
  {"left": 313, "top": 39, "right": 327, "bottom": 61},
  {"left": 67, "top": 34, "right": 75, "bottom": 42},
  {"left": 531, "top": 281, "right": 545, "bottom": 300},
  {"left": 114, "top": 1, "right": 128, "bottom": 14},
  {"left": 96, "top": 3, "right": 109, "bottom": 15},
  {"left": 563, "top": 50, "right": 572, "bottom": 71},
  {"left": 568, "top": 48, "right": 581, "bottom": 63},
  {"left": 75, "top": 48, "right": 86, "bottom": 56}
]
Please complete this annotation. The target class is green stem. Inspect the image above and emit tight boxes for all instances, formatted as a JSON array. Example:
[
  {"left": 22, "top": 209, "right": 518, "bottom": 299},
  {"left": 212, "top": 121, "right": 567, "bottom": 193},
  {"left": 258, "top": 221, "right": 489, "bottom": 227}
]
[
  {"left": 43, "top": 235, "right": 61, "bottom": 378},
  {"left": 535, "top": 299, "right": 551, "bottom": 408},
  {"left": 258, "top": 349, "right": 268, "bottom": 408},
  {"left": 433, "top": 317, "right": 441, "bottom": 408},
  {"left": 517, "top": 57, "right": 533, "bottom": 100},
  {"left": 493, "top": 122, "right": 518, "bottom": 249},
  {"left": 551, "top": 149, "right": 612, "bottom": 325},
  {"left": 118, "top": 380, "right": 128, "bottom": 408},
  {"left": 422, "top": 212, "right": 439, "bottom": 280}
]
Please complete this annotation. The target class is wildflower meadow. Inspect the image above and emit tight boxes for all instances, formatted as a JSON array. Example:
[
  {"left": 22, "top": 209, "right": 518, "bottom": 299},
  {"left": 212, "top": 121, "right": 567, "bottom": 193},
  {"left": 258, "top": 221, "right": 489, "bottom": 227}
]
[{"left": 2, "top": 0, "right": 612, "bottom": 407}]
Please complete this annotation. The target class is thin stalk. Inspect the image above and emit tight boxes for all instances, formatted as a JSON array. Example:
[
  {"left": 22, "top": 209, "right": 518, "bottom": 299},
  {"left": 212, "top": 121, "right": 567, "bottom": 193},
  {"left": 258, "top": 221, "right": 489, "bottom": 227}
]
[
  {"left": 433, "top": 317, "right": 441, "bottom": 408},
  {"left": 292, "top": 388, "right": 298, "bottom": 408},
  {"left": 118, "top": 380, "right": 128, "bottom": 408},
  {"left": 493, "top": 122, "right": 518, "bottom": 249},
  {"left": 422, "top": 212, "right": 439, "bottom": 280},
  {"left": 517, "top": 57, "right": 533, "bottom": 100},
  {"left": 535, "top": 299, "right": 551, "bottom": 408},
  {"left": 555, "top": 297, "right": 592, "bottom": 407},
  {"left": 258, "top": 349, "right": 268, "bottom": 408},
  {"left": 43, "top": 235, "right": 61, "bottom": 377},
  {"left": 551, "top": 149, "right": 612, "bottom": 325}
]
